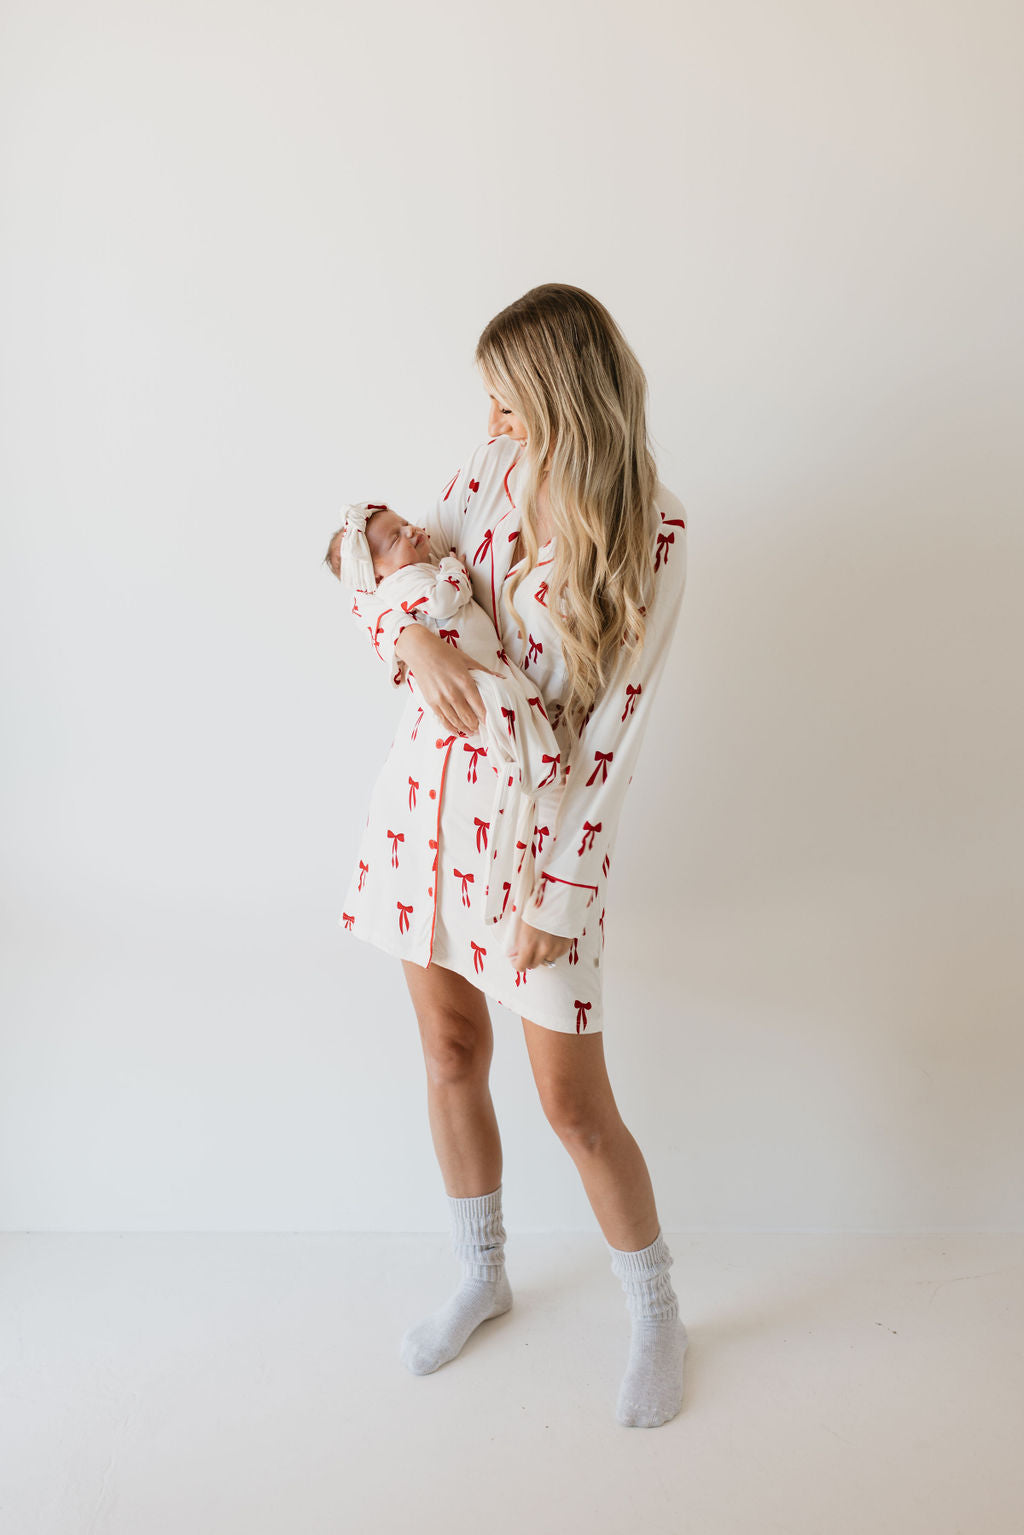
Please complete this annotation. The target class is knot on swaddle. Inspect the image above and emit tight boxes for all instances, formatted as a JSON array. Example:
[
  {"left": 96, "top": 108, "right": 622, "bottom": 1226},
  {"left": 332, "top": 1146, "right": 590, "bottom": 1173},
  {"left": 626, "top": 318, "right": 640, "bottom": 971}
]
[{"left": 337, "top": 501, "right": 389, "bottom": 593}]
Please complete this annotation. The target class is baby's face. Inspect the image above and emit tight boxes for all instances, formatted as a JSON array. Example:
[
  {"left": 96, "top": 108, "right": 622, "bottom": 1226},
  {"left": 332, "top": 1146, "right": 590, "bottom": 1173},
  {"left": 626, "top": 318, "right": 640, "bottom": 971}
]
[
  {"left": 327, "top": 508, "right": 431, "bottom": 583},
  {"left": 366, "top": 510, "right": 431, "bottom": 580}
]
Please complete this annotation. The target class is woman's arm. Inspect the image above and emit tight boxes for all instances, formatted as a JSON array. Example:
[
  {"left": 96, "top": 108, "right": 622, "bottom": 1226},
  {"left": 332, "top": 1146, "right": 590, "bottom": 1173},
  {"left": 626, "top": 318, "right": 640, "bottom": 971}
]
[
  {"left": 395, "top": 623, "right": 501, "bottom": 735},
  {"left": 519, "top": 493, "right": 689, "bottom": 939}
]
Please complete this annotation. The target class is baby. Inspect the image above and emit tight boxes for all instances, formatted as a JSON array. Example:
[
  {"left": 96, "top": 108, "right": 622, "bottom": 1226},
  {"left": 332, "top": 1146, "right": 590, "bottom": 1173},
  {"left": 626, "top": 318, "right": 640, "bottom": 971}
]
[
  {"left": 324, "top": 503, "right": 458, "bottom": 679},
  {"left": 325, "top": 501, "right": 564, "bottom": 928}
]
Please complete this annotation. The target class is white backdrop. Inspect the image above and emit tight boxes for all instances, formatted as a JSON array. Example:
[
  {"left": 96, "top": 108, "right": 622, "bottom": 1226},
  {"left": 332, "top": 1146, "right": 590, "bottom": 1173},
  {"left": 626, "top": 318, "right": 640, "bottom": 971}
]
[{"left": 1, "top": 0, "right": 1020, "bottom": 1233}]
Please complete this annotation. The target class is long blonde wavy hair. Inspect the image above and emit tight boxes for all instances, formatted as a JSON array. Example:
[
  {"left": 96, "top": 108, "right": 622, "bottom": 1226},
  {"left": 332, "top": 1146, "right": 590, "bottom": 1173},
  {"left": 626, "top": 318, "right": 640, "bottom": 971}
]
[{"left": 475, "top": 283, "right": 660, "bottom": 738}]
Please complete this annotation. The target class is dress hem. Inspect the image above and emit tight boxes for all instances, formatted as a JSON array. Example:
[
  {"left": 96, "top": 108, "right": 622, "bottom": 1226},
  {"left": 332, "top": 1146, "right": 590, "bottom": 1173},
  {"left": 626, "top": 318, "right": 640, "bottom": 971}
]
[{"left": 338, "top": 922, "right": 600, "bottom": 1035}]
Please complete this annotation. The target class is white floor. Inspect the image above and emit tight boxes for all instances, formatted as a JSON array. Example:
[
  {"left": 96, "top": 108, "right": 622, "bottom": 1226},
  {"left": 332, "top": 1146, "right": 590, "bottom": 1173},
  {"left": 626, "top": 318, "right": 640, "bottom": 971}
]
[{"left": 2, "top": 1231, "right": 1022, "bottom": 1535}]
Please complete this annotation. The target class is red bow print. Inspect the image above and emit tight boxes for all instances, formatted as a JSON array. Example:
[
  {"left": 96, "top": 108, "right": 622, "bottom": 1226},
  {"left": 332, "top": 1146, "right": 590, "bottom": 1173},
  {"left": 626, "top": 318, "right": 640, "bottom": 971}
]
[
  {"left": 474, "top": 817, "right": 490, "bottom": 853},
  {"left": 408, "top": 777, "right": 418, "bottom": 810},
  {"left": 622, "top": 683, "right": 641, "bottom": 721},
  {"left": 357, "top": 861, "right": 368, "bottom": 892},
  {"left": 411, "top": 707, "right": 424, "bottom": 741},
  {"left": 464, "top": 742, "right": 488, "bottom": 782},
  {"left": 428, "top": 837, "right": 438, "bottom": 873},
  {"left": 341, "top": 912, "right": 355, "bottom": 930},
  {"left": 397, "top": 901, "right": 413, "bottom": 934},
  {"left": 439, "top": 628, "right": 460, "bottom": 647},
  {"left": 578, "top": 821, "right": 601, "bottom": 855},
  {"left": 574, "top": 999, "right": 592, "bottom": 1034},
  {"left": 454, "top": 868, "right": 475, "bottom": 907},
  {"left": 538, "top": 752, "right": 560, "bottom": 788},
  {"left": 387, "top": 829, "right": 404, "bottom": 868},
  {"left": 534, "top": 581, "right": 549, "bottom": 607},
  {"left": 401, "top": 595, "right": 428, "bottom": 617},
  {"left": 501, "top": 706, "right": 517, "bottom": 742},
  {"left": 655, "top": 518, "right": 685, "bottom": 570},
  {"left": 369, "top": 612, "right": 389, "bottom": 661},
  {"left": 586, "top": 750, "right": 614, "bottom": 786},
  {"left": 532, "top": 823, "right": 551, "bottom": 858},
  {"left": 474, "top": 528, "right": 494, "bottom": 565},
  {"left": 471, "top": 940, "right": 486, "bottom": 974},
  {"left": 526, "top": 635, "right": 542, "bottom": 668},
  {"left": 568, "top": 936, "right": 579, "bottom": 965}
]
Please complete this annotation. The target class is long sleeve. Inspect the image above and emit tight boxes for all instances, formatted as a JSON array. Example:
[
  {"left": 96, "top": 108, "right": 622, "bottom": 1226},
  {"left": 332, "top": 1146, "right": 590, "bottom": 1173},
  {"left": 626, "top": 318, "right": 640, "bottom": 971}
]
[
  {"left": 519, "top": 488, "right": 689, "bottom": 939},
  {"left": 348, "top": 584, "right": 422, "bottom": 691},
  {"left": 349, "top": 448, "right": 486, "bottom": 689}
]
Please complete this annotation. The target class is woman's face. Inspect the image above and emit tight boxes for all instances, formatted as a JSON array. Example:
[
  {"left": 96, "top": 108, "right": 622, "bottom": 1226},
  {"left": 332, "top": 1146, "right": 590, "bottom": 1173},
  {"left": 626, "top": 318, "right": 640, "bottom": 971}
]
[{"left": 483, "top": 379, "right": 528, "bottom": 446}]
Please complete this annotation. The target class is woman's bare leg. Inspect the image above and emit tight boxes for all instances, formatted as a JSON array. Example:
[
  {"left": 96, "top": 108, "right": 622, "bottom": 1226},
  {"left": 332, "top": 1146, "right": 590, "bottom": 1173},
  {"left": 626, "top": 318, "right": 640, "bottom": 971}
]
[
  {"left": 519, "top": 1018, "right": 658, "bottom": 1248},
  {"left": 520, "top": 1014, "right": 686, "bottom": 1427},
  {"left": 397, "top": 958, "right": 513, "bottom": 1375},
  {"left": 401, "top": 957, "right": 501, "bottom": 1195}
]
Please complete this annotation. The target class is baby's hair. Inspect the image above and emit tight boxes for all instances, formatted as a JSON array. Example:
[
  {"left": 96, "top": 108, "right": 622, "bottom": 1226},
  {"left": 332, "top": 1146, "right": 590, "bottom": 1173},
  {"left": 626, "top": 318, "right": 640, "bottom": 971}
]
[
  {"left": 324, "top": 527, "right": 345, "bottom": 580},
  {"left": 323, "top": 505, "right": 389, "bottom": 582}
]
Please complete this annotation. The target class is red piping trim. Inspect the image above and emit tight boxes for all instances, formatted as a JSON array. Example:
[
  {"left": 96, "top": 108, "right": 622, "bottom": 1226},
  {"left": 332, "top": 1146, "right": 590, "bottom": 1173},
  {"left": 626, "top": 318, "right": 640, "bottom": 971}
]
[
  {"left": 503, "top": 546, "right": 554, "bottom": 583},
  {"left": 426, "top": 737, "right": 456, "bottom": 964},
  {"left": 539, "top": 872, "right": 599, "bottom": 895},
  {"left": 486, "top": 538, "right": 497, "bottom": 631},
  {"left": 503, "top": 454, "right": 519, "bottom": 510}
]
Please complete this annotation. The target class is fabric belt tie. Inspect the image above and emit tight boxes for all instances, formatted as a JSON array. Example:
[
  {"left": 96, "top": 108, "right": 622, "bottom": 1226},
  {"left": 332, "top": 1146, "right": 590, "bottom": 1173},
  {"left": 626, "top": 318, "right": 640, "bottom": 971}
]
[{"left": 463, "top": 669, "right": 561, "bottom": 928}]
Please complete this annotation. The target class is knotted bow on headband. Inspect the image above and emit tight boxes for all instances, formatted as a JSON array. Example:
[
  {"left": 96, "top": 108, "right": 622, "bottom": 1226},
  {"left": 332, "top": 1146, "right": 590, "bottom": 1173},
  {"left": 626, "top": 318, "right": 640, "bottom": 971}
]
[{"left": 337, "top": 501, "right": 389, "bottom": 593}]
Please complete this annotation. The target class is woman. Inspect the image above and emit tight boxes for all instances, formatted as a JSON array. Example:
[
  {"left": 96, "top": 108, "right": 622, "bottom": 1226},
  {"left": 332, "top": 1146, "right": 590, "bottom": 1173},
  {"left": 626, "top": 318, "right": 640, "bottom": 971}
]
[{"left": 342, "top": 283, "right": 689, "bottom": 1428}]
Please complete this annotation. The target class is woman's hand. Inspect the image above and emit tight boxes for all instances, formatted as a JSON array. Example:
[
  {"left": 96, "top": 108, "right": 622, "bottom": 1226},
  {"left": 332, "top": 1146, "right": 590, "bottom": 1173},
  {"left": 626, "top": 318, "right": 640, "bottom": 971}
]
[
  {"left": 395, "top": 624, "right": 503, "bottom": 736},
  {"left": 508, "top": 915, "right": 573, "bottom": 971}
]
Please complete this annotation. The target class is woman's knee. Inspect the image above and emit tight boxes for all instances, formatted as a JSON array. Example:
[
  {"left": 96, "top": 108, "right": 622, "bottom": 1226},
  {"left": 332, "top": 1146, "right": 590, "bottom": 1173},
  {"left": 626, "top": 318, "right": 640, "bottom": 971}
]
[
  {"left": 538, "top": 1083, "right": 617, "bottom": 1151},
  {"left": 419, "top": 1009, "right": 492, "bottom": 1086},
  {"left": 521, "top": 1021, "right": 619, "bottom": 1149},
  {"left": 402, "top": 960, "right": 493, "bottom": 1085}
]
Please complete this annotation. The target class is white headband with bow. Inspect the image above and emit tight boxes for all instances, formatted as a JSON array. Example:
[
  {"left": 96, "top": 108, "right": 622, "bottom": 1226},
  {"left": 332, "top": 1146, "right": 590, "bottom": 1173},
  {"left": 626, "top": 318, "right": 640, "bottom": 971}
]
[{"left": 337, "top": 501, "right": 389, "bottom": 592}]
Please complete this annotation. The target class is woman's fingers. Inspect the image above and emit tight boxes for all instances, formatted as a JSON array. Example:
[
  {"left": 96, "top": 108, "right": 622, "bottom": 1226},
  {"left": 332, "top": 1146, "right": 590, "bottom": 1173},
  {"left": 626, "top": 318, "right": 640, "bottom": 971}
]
[
  {"left": 435, "top": 685, "right": 480, "bottom": 737},
  {"left": 507, "top": 916, "right": 573, "bottom": 969},
  {"left": 416, "top": 649, "right": 504, "bottom": 735},
  {"left": 465, "top": 681, "right": 489, "bottom": 730},
  {"left": 450, "top": 684, "right": 481, "bottom": 735},
  {"left": 448, "top": 665, "right": 489, "bottom": 732}
]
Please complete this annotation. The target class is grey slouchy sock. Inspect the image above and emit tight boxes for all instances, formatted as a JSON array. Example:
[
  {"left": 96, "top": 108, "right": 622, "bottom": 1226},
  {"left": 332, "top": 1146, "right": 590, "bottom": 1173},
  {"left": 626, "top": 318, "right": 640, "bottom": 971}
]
[
  {"left": 400, "top": 1184, "right": 513, "bottom": 1375},
  {"left": 607, "top": 1228, "right": 688, "bottom": 1427}
]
